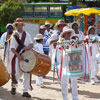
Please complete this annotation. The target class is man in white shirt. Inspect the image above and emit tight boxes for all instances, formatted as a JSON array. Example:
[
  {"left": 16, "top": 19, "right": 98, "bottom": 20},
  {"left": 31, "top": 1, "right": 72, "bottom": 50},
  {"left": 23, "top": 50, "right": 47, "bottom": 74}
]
[
  {"left": 0, "top": 23, "right": 13, "bottom": 45},
  {"left": 0, "top": 23, "right": 13, "bottom": 73},
  {"left": 71, "top": 22, "right": 84, "bottom": 40},
  {"left": 71, "top": 22, "right": 85, "bottom": 83},
  {"left": 10, "top": 18, "right": 33, "bottom": 98},
  {"left": 57, "top": 26, "right": 80, "bottom": 100},
  {"left": 44, "top": 21, "right": 53, "bottom": 36},
  {"left": 40, "top": 25, "right": 51, "bottom": 55},
  {"left": 46, "top": 20, "right": 67, "bottom": 67}
]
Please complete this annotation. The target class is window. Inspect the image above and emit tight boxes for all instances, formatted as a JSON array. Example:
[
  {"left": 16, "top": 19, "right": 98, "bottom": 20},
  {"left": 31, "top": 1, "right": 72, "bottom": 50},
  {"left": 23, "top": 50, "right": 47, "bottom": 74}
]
[
  {"left": 24, "top": 6, "right": 33, "bottom": 12},
  {"left": 24, "top": 6, "right": 33, "bottom": 17},
  {"left": 34, "top": 6, "right": 48, "bottom": 17},
  {"left": 49, "top": 6, "right": 62, "bottom": 17}
]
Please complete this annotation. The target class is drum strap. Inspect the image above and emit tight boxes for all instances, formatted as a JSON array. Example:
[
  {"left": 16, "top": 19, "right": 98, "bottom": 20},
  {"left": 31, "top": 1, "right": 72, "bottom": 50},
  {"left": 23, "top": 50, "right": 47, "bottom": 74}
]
[{"left": 11, "top": 31, "right": 26, "bottom": 84}]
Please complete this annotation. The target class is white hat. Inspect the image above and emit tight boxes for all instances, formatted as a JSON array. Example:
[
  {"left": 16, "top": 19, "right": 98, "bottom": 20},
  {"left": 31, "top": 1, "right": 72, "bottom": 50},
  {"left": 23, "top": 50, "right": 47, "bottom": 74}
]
[
  {"left": 87, "top": 26, "right": 95, "bottom": 35},
  {"left": 44, "top": 21, "right": 51, "bottom": 26},
  {"left": 60, "top": 26, "right": 74, "bottom": 37},
  {"left": 34, "top": 34, "right": 43, "bottom": 40},
  {"left": 6, "top": 23, "right": 13, "bottom": 29}
]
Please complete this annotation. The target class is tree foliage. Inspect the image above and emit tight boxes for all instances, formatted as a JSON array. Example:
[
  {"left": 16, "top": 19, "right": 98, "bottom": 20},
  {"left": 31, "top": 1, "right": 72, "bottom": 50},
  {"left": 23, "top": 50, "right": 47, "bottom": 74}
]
[
  {"left": 0, "top": 0, "right": 24, "bottom": 26},
  {"left": 0, "top": 0, "right": 7, "bottom": 3},
  {"left": 25, "top": 0, "right": 54, "bottom": 3}
]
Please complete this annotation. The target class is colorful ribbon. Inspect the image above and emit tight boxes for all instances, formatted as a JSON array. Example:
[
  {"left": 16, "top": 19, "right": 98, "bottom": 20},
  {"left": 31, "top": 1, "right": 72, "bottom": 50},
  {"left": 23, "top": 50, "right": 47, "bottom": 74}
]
[
  {"left": 6, "top": 32, "right": 14, "bottom": 42},
  {"left": 90, "top": 46, "right": 92, "bottom": 56},
  {"left": 59, "top": 49, "right": 63, "bottom": 81},
  {"left": 84, "top": 45, "right": 89, "bottom": 80}
]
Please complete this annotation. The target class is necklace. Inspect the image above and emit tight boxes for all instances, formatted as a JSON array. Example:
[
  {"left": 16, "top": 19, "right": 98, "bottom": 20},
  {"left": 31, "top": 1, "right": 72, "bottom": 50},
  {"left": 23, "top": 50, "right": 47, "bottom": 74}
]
[{"left": 6, "top": 32, "right": 14, "bottom": 42}]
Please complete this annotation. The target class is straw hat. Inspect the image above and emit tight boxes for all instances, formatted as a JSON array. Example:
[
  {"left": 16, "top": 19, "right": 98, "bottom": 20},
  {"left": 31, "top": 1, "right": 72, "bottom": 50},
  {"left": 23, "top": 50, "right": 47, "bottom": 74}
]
[
  {"left": 44, "top": 21, "right": 51, "bottom": 26},
  {"left": 13, "top": 18, "right": 25, "bottom": 27},
  {"left": 6, "top": 23, "right": 13, "bottom": 29},
  {"left": 87, "top": 26, "right": 95, "bottom": 35},
  {"left": 54, "top": 20, "right": 67, "bottom": 30},
  {"left": 34, "top": 34, "right": 43, "bottom": 40},
  {"left": 60, "top": 26, "right": 74, "bottom": 38}
]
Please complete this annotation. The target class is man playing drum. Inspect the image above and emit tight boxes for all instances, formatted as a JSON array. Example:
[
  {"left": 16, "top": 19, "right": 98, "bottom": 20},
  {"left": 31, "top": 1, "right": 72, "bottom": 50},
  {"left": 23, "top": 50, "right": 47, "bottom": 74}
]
[{"left": 10, "top": 18, "right": 33, "bottom": 98}]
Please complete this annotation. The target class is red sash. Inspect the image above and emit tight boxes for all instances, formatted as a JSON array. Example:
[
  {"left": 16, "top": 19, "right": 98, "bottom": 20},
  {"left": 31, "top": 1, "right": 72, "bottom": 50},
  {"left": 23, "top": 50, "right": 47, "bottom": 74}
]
[{"left": 11, "top": 32, "right": 26, "bottom": 84}]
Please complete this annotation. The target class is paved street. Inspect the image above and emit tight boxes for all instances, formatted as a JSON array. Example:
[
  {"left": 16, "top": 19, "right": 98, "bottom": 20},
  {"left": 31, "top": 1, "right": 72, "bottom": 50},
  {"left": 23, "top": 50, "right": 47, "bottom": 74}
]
[{"left": 0, "top": 70, "right": 100, "bottom": 100}]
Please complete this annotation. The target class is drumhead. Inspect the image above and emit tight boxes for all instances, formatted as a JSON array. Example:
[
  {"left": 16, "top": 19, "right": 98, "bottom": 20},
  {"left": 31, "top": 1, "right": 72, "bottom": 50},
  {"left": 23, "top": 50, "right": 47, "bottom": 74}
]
[{"left": 20, "top": 50, "right": 36, "bottom": 73}]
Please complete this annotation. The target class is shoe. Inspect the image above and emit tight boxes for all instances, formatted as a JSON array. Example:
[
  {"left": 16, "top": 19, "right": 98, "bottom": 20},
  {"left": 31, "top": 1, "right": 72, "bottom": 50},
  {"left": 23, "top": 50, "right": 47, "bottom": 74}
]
[
  {"left": 11, "top": 88, "right": 16, "bottom": 95},
  {"left": 91, "top": 79, "right": 95, "bottom": 85},
  {"left": 22, "top": 92, "right": 31, "bottom": 98},
  {"left": 95, "top": 77, "right": 100, "bottom": 83}
]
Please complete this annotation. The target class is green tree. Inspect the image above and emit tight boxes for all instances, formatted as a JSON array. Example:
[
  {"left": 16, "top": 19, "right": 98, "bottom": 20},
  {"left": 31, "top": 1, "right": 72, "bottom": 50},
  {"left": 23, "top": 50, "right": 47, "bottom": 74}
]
[
  {"left": 0, "top": 0, "right": 7, "bottom": 3},
  {"left": 26, "top": 0, "right": 54, "bottom": 3},
  {"left": 0, "top": 0, "right": 24, "bottom": 26}
]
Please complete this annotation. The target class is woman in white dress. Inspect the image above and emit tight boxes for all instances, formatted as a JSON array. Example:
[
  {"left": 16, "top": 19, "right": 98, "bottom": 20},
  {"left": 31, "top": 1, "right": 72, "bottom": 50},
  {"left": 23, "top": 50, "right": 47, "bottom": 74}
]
[{"left": 85, "top": 26, "right": 100, "bottom": 85}]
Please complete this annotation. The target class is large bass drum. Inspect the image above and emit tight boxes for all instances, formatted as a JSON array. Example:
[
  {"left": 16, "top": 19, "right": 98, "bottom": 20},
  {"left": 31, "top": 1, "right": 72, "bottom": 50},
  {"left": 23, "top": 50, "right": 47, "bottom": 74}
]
[
  {"left": 20, "top": 50, "right": 51, "bottom": 76},
  {"left": 0, "top": 59, "right": 10, "bottom": 86}
]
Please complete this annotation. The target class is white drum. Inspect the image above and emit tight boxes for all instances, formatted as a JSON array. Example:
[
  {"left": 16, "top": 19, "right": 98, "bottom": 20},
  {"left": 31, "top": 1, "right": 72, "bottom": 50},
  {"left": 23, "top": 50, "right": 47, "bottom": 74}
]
[{"left": 20, "top": 50, "right": 51, "bottom": 76}]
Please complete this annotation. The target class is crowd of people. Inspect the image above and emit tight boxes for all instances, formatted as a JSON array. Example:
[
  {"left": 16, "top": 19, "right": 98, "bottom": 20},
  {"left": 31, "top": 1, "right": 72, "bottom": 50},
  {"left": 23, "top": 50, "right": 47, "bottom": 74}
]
[{"left": 0, "top": 18, "right": 100, "bottom": 100}]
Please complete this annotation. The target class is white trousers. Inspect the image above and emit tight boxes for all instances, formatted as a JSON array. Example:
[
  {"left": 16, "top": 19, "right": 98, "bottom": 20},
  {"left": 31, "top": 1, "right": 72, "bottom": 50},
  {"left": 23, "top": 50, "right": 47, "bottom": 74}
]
[
  {"left": 12, "top": 58, "right": 30, "bottom": 92},
  {"left": 90, "top": 58, "right": 99, "bottom": 79},
  {"left": 36, "top": 76, "right": 43, "bottom": 85},
  {"left": 61, "top": 77, "right": 79, "bottom": 100}
]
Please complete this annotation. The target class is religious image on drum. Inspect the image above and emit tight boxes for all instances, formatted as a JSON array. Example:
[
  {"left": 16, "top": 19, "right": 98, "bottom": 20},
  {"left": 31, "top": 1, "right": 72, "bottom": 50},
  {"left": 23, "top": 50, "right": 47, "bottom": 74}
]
[{"left": 68, "top": 51, "right": 82, "bottom": 72}]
